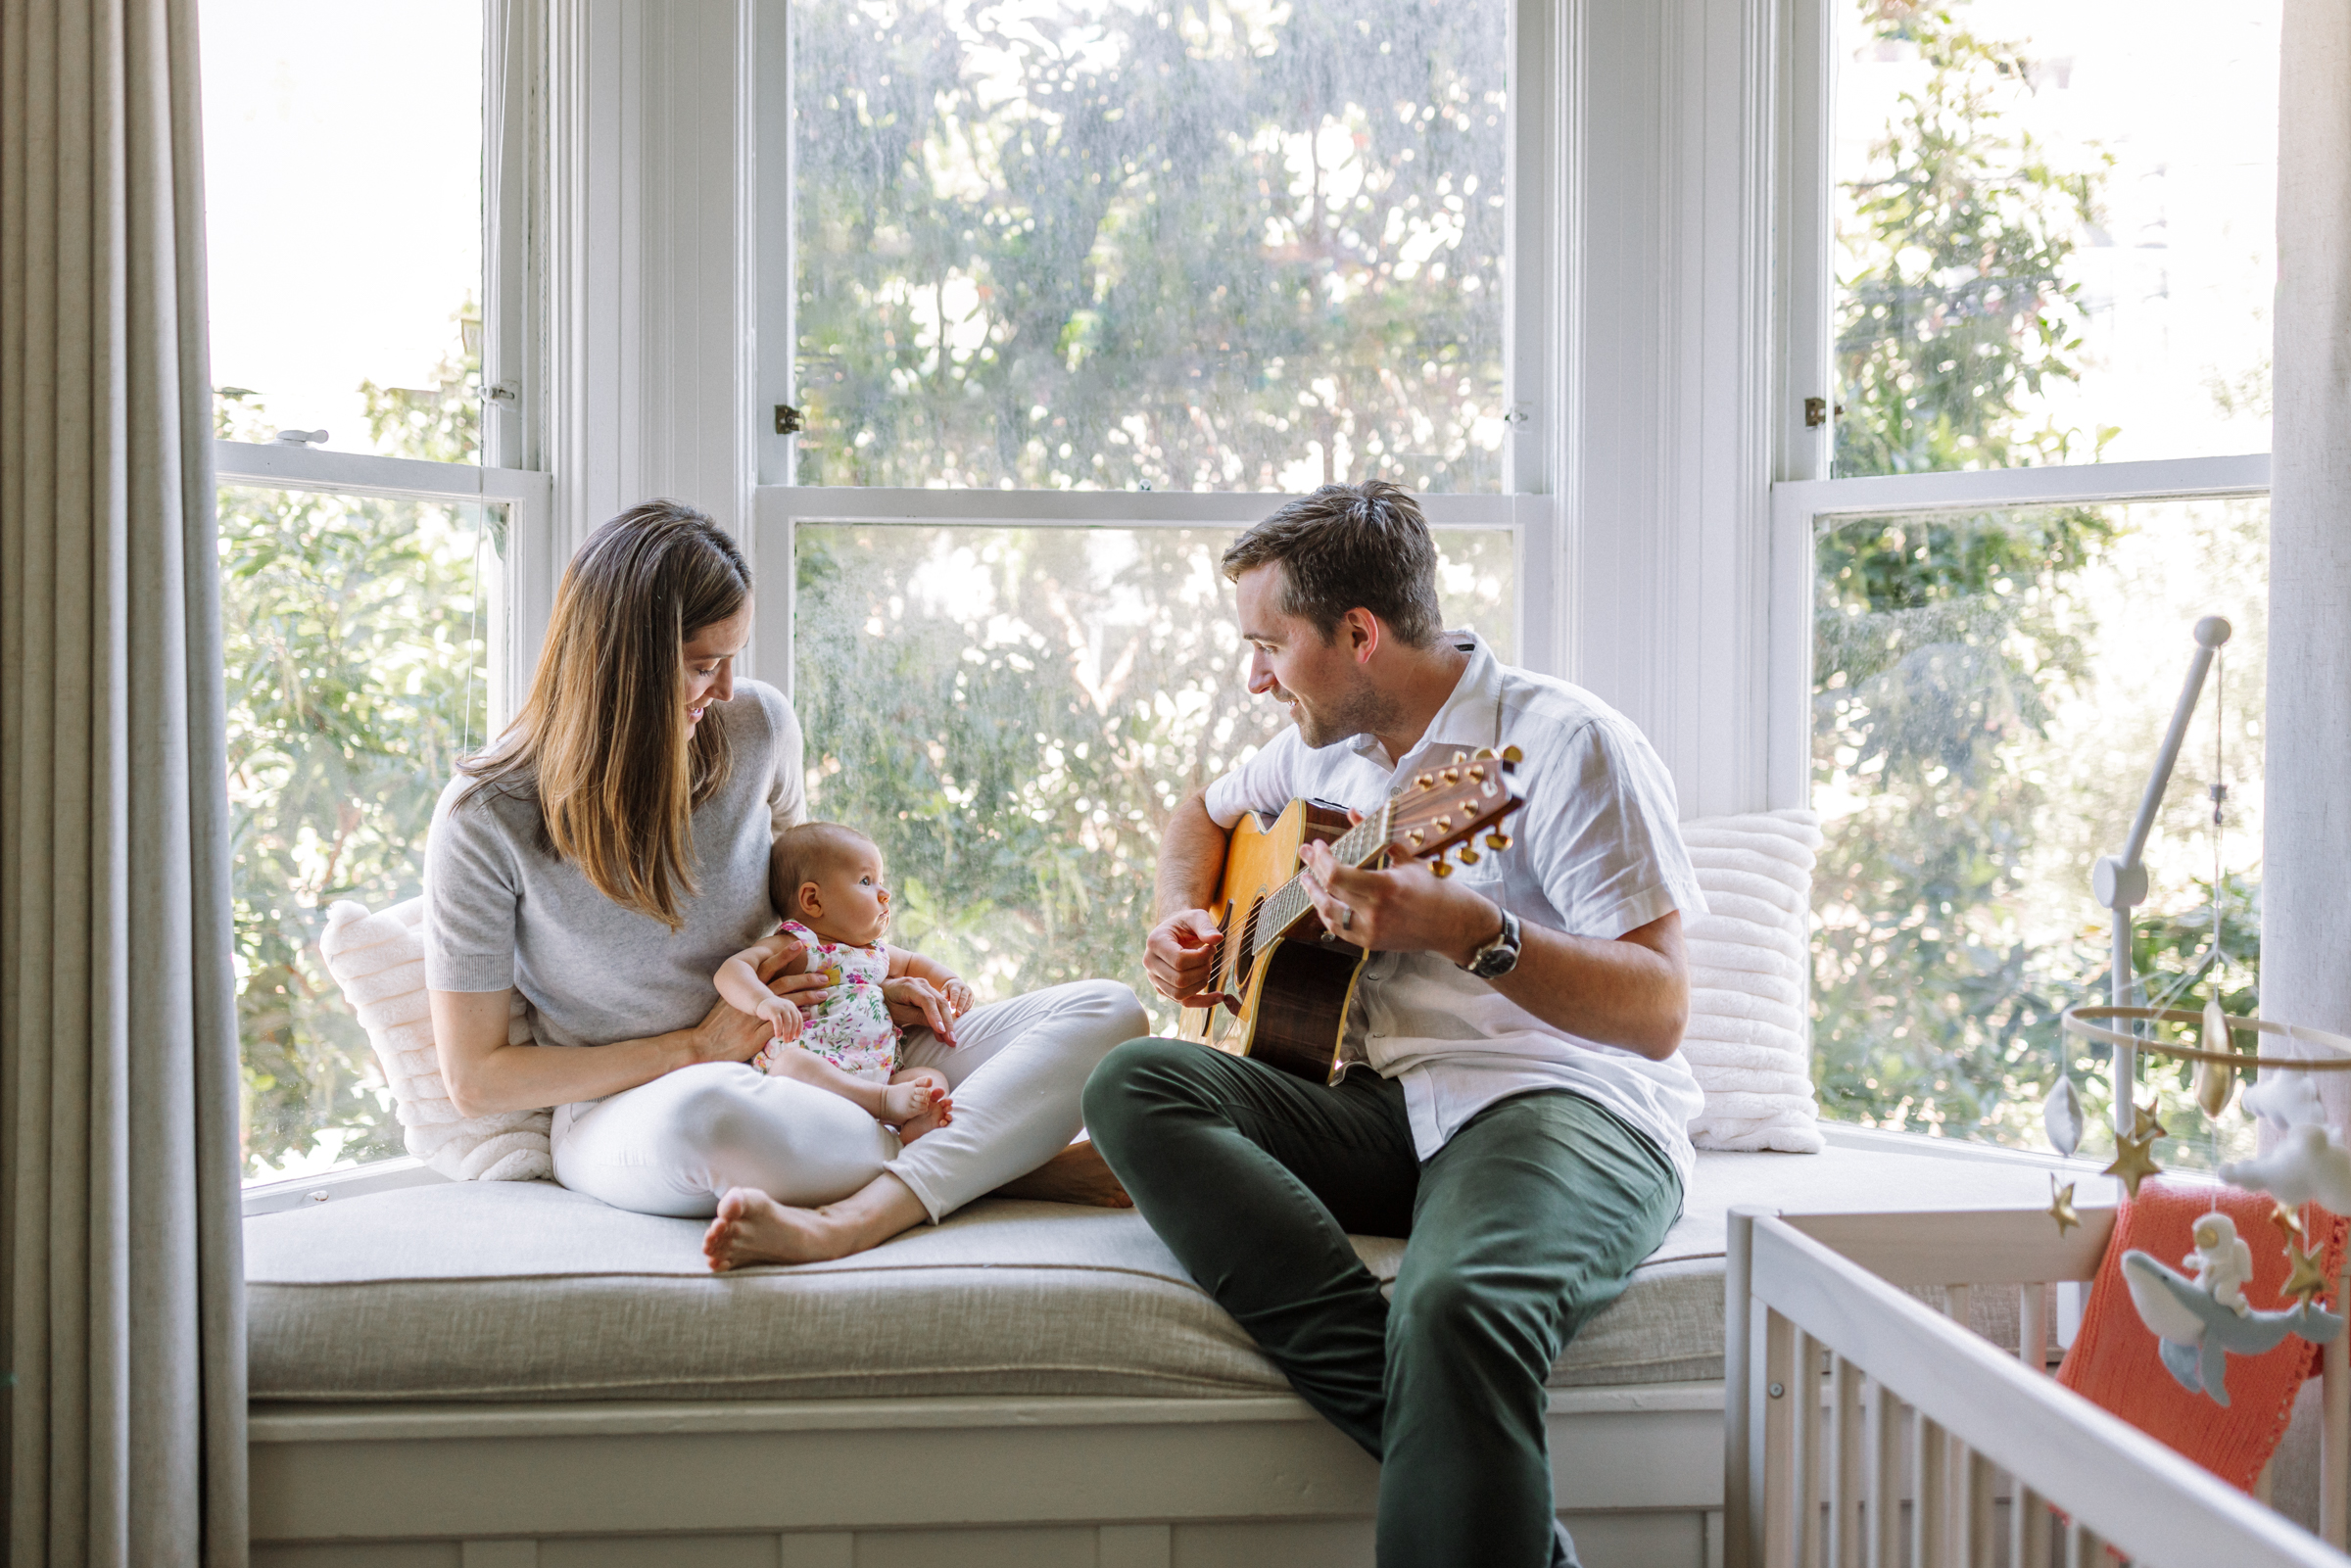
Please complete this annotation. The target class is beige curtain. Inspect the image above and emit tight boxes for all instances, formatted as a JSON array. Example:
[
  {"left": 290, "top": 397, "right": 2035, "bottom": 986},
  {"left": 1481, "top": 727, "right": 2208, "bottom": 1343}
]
[
  {"left": 1, "top": 1, "right": 249, "bottom": 1565},
  {"left": 2269, "top": 0, "right": 2351, "bottom": 1131}
]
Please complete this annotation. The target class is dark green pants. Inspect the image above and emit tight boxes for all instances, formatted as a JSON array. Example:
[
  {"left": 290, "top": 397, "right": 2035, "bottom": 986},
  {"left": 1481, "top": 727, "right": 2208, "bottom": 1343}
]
[{"left": 1081, "top": 1037, "right": 1683, "bottom": 1568}]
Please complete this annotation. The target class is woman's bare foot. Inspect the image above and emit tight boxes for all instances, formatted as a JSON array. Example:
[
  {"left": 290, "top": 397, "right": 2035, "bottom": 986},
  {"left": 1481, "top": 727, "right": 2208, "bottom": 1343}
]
[
  {"left": 880, "top": 1078, "right": 937, "bottom": 1123},
  {"left": 703, "top": 1187, "right": 855, "bottom": 1269},
  {"left": 988, "top": 1139, "right": 1132, "bottom": 1209},
  {"left": 894, "top": 1092, "right": 953, "bottom": 1143}
]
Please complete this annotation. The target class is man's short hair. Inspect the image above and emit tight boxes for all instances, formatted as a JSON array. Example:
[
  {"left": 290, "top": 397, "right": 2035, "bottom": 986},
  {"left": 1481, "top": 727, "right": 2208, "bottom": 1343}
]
[
  {"left": 769, "top": 822, "right": 875, "bottom": 916},
  {"left": 1220, "top": 481, "right": 1443, "bottom": 647}
]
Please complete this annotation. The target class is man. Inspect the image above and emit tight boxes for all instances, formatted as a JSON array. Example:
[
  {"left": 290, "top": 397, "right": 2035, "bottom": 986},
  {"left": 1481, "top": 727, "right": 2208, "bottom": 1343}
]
[{"left": 1082, "top": 481, "right": 1704, "bottom": 1567}]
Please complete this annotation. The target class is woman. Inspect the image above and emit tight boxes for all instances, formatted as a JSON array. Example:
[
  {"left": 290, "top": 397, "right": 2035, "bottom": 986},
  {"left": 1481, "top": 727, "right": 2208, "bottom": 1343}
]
[{"left": 423, "top": 499, "right": 1147, "bottom": 1265}]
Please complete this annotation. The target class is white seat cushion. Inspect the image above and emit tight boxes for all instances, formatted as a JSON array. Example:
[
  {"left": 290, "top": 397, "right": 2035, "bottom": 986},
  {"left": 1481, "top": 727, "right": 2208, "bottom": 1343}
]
[{"left": 245, "top": 1143, "right": 2074, "bottom": 1404}]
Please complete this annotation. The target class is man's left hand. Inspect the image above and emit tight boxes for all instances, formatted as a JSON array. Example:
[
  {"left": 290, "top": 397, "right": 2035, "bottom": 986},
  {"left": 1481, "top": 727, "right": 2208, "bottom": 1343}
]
[{"left": 1298, "top": 835, "right": 1503, "bottom": 968}]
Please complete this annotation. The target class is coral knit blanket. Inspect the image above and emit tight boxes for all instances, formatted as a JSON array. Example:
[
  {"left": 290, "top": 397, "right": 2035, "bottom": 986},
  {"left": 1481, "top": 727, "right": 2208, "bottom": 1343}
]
[{"left": 2056, "top": 1175, "right": 2346, "bottom": 1492}]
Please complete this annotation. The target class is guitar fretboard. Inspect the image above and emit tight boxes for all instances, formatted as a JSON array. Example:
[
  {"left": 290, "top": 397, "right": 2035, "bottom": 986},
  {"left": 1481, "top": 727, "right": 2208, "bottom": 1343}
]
[{"left": 1251, "top": 802, "right": 1396, "bottom": 948}]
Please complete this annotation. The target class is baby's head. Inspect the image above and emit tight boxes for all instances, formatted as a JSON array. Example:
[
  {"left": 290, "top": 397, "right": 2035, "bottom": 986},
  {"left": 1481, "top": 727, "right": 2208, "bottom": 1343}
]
[{"left": 770, "top": 822, "right": 889, "bottom": 946}]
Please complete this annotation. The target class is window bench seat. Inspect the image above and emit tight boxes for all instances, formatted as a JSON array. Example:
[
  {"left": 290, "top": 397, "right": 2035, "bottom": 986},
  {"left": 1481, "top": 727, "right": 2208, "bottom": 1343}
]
[{"left": 245, "top": 1134, "right": 2086, "bottom": 1567}]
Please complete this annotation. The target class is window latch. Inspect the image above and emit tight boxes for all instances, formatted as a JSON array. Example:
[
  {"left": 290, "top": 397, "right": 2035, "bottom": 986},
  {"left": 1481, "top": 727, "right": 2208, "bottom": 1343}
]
[
  {"left": 774, "top": 404, "right": 805, "bottom": 436},
  {"left": 1804, "top": 397, "right": 1845, "bottom": 429},
  {"left": 487, "top": 381, "right": 519, "bottom": 407}
]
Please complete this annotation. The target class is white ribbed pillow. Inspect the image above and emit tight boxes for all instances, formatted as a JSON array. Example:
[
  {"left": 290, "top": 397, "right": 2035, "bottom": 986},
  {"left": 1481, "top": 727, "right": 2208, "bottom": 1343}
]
[
  {"left": 318, "top": 897, "right": 553, "bottom": 1181},
  {"left": 1679, "top": 809, "right": 1824, "bottom": 1154}
]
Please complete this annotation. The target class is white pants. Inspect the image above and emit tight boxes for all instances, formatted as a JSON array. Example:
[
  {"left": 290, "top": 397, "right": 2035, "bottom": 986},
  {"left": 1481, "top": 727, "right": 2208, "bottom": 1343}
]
[{"left": 551, "top": 978, "right": 1148, "bottom": 1220}]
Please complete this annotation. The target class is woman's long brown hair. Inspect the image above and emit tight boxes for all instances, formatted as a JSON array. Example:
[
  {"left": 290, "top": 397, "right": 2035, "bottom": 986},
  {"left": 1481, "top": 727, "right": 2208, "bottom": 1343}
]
[{"left": 458, "top": 499, "right": 752, "bottom": 928}]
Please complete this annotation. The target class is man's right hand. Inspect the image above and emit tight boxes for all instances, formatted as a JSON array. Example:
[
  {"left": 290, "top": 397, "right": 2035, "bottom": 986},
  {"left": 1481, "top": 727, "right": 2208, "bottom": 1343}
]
[{"left": 1144, "top": 908, "right": 1231, "bottom": 1008}]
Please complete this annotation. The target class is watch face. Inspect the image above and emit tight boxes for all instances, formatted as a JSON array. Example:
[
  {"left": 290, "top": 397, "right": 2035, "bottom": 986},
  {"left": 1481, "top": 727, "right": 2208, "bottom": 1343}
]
[{"left": 1471, "top": 946, "right": 1518, "bottom": 978}]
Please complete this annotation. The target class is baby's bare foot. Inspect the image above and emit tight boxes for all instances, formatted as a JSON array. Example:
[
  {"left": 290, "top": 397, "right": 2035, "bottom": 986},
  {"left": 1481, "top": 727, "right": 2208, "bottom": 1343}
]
[
  {"left": 895, "top": 1092, "right": 954, "bottom": 1143},
  {"left": 702, "top": 1187, "right": 849, "bottom": 1270},
  {"left": 881, "top": 1079, "right": 936, "bottom": 1123}
]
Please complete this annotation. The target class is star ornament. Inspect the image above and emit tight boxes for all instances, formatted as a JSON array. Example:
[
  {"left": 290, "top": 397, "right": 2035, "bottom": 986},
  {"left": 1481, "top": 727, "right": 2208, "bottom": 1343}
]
[
  {"left": 2046, "top": 1174, "right": 2082, "bottom": 1236},
  {"left": 2131, "top": 1101, "right": 2169, "bottom": 1143},
  {"left": 2102, "top": 1128, "right": 2164, "bottom": 1200},
  {"left": 2282, "top": 1239, "right": 2333, "bottom": 1307},
  {"left": 2272, "top": 1200, "right": 2307, "bottom": 1246}
]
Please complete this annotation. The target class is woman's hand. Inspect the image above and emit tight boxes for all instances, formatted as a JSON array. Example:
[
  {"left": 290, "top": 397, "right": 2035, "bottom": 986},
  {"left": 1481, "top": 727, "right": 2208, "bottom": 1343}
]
[
  {"left": 884, "top": 976, "right": 958, "bottom": 1045},
  {"left": 754, "top": 936, "right": 833, "bottom": 1019},
  {"left": 686, "top": 993, "right": 781, "bottom": 1067}
]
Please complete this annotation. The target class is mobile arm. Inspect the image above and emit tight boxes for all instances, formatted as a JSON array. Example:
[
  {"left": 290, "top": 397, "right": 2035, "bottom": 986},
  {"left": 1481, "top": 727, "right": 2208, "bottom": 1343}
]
[{"left": 2090, "top": 614, "right": 2231, "bottom": 1135}]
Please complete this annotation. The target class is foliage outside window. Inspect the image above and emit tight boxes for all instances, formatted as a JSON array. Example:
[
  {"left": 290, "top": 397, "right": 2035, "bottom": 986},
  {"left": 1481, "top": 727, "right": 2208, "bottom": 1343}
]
[
  {"left": 792, "top": 0, "right": 1508, "bottom": 493},
  {"left": 1816, "top": 0, "right": 2272, "bottom": 1163},
  {"left": 221, "top": 314, "right": 494, "bottom": 1181}
]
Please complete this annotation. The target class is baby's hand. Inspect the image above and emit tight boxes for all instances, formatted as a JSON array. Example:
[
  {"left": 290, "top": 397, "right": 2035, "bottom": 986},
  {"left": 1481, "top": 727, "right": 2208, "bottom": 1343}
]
[
  {"left": 883, "top": 976, "right": 956, "bottom": 1045},
  {"left": 942, "top": 977, "right": 975, "bottom": 1020},
  {"left": 756, "top": 996, "right": 801, "bottom": 1042}
]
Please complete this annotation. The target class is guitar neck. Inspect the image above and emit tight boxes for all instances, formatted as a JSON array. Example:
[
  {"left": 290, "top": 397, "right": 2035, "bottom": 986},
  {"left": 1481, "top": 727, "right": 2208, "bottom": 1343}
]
[{"left": 1256, "top": 802, "right": 1396, "bottom": 946}]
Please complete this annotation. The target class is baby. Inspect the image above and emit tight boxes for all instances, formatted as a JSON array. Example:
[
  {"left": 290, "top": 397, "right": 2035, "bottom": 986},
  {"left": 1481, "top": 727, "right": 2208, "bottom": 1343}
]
[{"left": 715, "top": 822, "right": 975, "bottom": 1143}]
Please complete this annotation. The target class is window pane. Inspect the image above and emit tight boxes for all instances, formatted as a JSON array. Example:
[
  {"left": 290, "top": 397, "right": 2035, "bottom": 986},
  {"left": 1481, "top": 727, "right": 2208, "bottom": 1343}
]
[
  {"left": 226, "top": 486, "right": 502, "bottom": 1182},
  {"left": 1833, "top": 0, "right": 2279, "bottom": 472},
  {"left": 793, "top": 525, "right": 1512, "bottom": 1022},
  {"left": 201, "top": 0, "right": 484, "bottom": 461},
  {"left": 792, "top": 0, "right": 1510, "bottom": 492},
  {"left": 1811, "top": 497, "right": 2266, "bottom": 1167}
]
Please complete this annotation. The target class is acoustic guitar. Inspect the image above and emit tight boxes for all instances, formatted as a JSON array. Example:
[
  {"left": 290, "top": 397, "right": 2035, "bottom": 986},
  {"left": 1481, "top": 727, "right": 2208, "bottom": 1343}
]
[{"left": 1179, "top": 746, "right": 1527, "bottom": 1084}]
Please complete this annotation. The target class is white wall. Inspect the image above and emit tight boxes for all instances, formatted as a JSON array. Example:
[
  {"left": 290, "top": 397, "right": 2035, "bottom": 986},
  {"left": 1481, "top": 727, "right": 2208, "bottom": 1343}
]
[
  {"left": 549, "top": 0, "right": 756, "bottom": 557},
  {"left": 1562, "top": 0, "right": 1783, "bottom": 820}
]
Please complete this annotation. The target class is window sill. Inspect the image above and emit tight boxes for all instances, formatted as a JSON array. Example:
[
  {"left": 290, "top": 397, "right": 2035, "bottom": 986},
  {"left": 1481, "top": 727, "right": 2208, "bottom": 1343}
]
[{"left": 242, "top": 1156, "right": 448, "bottom": 1218}]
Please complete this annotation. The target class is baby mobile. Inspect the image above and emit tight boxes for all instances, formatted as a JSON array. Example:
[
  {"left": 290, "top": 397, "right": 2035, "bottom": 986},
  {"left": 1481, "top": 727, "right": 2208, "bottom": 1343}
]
[{"left": 2042, "top": 616, "right": 2351, "bottom": 1404}]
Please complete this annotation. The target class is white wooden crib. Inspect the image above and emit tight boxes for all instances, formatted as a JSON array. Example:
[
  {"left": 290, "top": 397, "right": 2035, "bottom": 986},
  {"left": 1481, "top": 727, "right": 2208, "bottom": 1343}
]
[{"left": 1724, "top": 1203, "right": 2351, "bottom": 1567}]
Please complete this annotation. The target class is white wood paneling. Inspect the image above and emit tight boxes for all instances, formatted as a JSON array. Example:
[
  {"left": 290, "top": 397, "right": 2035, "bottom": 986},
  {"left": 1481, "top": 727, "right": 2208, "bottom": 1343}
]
[
  {"left": 1568, "top": 0, "right": 1777, "bottom": 819},
  {"left": 550, "top": 0, "right": 756, "bottom": 566}
]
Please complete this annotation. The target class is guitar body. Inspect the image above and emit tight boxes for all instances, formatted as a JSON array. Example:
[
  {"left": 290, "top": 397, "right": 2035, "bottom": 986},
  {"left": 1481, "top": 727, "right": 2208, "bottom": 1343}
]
[
  {"left": 1171, "top": 756, "right": 1527, "bottom": 1087},
  {"left": 1179, "top": 799, "right": 1367, "bottom": 1085}
]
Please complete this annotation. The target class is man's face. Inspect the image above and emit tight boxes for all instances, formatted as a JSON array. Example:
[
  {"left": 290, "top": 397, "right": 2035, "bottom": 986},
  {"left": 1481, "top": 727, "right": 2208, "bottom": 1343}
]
[{"left": 1234, "top": 563, "right": 1398, "bottom": 749}]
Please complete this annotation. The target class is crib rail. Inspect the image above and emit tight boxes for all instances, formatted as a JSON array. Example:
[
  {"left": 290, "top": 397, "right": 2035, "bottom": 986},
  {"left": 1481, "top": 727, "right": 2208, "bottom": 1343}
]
[{"left": 1725, "top": 1205, "right": 2349, "bottom": 1568}]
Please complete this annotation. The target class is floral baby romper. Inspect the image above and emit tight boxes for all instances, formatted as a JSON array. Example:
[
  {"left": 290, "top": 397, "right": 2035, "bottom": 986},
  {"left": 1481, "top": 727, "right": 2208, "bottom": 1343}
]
[{"left": 750, "top": 919, "right": 900, "bottom": 1082}]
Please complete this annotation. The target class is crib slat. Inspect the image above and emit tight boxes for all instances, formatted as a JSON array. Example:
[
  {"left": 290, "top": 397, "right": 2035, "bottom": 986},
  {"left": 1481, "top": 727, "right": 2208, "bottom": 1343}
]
[
  {"left": 1914, "top": 1413, "right": 1948, "bottom": 1568},
  {"left": 1964, "top": 1449, "right": 1994, "bottom": 1568},
  {"left": 2019, "top": 1281, "right": 2049, "bottom": 1374},
  {"left": 2064, "top": 1519, "right": 2100, "bottom": 1568},
  {"left": 1794, "top": 1332, "right": 1823, "bottom": 1568},
  {"left": 2008, "top": 1484, "right": 2050, "bottom": 1568},
  {"left": 1764, "top": 1309, "right": 1797, "bottom": 1568},
  {"left": 1869, "top": 1381, "right": 1900, "bottom": 1568},
  {"left": 1830, "top": 1355, "right": 1864, "bottom": 1568}
]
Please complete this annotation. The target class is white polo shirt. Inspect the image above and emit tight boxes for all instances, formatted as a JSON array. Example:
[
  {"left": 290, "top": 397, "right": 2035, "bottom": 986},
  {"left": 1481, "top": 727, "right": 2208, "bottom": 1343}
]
[{"left": 1200, "top": 632, "right": 1707, "bottom": 1179}]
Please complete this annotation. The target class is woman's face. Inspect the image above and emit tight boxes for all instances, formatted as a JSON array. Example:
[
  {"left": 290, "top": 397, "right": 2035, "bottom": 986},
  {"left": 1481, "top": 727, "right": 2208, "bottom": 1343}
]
[{"left": 681, "top": 603, "right": 753, "bottom": 733}]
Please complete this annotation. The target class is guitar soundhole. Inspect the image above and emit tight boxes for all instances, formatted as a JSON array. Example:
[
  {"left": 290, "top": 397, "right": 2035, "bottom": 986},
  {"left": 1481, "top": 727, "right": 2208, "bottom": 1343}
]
[{"left": 1227, "top": 895, "right": 1264, "bottom": 1011}]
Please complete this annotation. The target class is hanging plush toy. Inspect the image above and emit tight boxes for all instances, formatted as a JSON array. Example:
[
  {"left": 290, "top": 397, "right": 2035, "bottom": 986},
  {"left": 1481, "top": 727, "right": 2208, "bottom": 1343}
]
[
  {"left": 2183, "top": 1212, "right": 2253, "bottom": 1314},
  {"left": 2118, "top": 1244, "right": 2343, "bottom": 1406}
]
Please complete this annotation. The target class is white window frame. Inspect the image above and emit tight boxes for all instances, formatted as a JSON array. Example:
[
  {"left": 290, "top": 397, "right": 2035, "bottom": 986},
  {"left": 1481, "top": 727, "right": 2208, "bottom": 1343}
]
[
  {"left": 1767, "top": 454, "right": 2274, "bottom": 810},
  {"left": 750, "top": 0, "right": 1566, "bottom": 693},
  {"left": 232, "top": 0, "right": 552, "bottom": 1211},
  {"left": 1773, "top": 0, "right": 2278, "bottom": 1140}
]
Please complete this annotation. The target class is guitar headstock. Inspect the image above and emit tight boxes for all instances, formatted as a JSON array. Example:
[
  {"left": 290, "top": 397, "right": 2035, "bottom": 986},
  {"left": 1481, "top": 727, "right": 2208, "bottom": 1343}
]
[{"left": 1383, "top": 745, "right": 1526, "bottom": 877}]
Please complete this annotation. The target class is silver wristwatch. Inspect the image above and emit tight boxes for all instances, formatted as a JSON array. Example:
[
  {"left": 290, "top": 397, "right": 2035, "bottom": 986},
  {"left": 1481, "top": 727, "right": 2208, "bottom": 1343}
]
[{"left": 1463, "top": 908, "right": 1521, "bottom": 979}]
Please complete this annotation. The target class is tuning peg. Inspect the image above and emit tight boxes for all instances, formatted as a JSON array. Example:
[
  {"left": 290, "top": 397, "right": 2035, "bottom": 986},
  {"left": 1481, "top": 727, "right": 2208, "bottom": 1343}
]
[
  {"left": 1434, "top": 815, "right": 1453, "bottom": 832},
  {"left": 1484, "top": 831, "right": 1511, "bottom": 850},
  {"left": 1474, "top": 746, "right": 1498, "bottom": 760},
  {"left": 1451, "top": 749, "right": 1467, "bottom": 764},
  {"left": 1443, "top": 767, "right": 1461, "bottom": 784},
  {"left": 1407, "top": 829, "right": 1425, "bottom": 847},
  {"left": 1501, "top": 745, "right": 1523, "bottom": 764},
  {"left": 1430, "top": 859, "right": 1453, "bottom": 879},
  {"left": 1415, "top": 772, "right": 1435, "bottom": 789},
  {"left": 1457, "top": 847, "right": 1480, "bottom": 866},
  {"left": 1466, "top": 764, "right": 1486, "bottom": 782}
]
